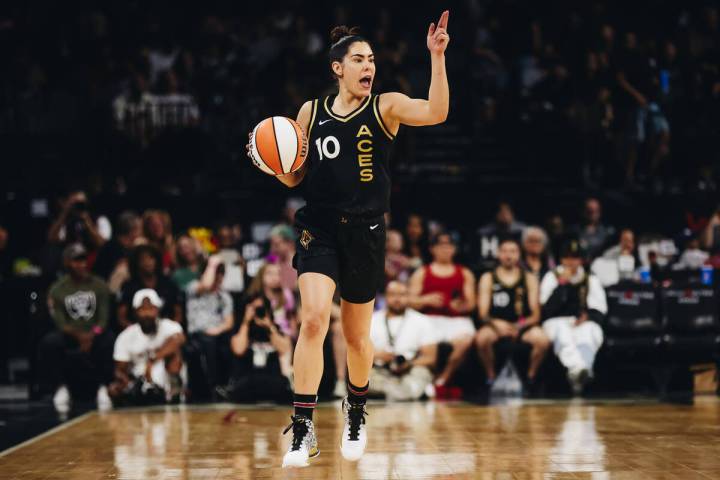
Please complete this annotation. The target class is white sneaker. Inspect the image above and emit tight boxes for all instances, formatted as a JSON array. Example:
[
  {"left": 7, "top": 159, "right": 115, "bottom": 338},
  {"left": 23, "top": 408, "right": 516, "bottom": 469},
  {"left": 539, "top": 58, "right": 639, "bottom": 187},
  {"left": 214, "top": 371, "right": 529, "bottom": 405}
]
[
  {"left": 568, "top": 368, "right": 590, "bottom": 396},
  {"left": 96, "top": 385, "right": 112, "bottom": 411},
  {"left": 333, "top": 380, "right": 346, "bottom": 398},
  {"left": 53, "top": 385, "right": 71, "bottom": 413},
  {"left": 340, "top": 397, "right": 367, "bottom": 461},
  {"left": 282, "top": 416, "right": 319, "bottom": 468}
]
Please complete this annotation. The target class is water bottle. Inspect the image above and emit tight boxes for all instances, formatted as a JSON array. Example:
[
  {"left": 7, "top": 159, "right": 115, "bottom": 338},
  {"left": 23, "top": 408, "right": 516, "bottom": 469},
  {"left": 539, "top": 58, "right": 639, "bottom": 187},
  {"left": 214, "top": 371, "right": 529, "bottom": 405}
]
[
  {"left": 639, "top": 266, "right": 651, "bottom": 284},
  {"left": 701, "top": 266, "right": 714, "bottom": 286}
]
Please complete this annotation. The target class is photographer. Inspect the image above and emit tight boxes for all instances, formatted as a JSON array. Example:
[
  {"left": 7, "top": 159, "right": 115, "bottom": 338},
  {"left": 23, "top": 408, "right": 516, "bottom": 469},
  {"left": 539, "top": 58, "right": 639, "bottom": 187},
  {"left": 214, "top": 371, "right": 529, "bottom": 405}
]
[
  {"left": 109, "top": 289, "right": 186, "bottom": 406},
  {"left": 369, "top": 281, "right": 437, "bottom": 401},
  {"left": 217, "top": 294, "right": 292, "bottom": 403},
  {"left": 48, "top": 190, "right": 108, "bottom": 250}
]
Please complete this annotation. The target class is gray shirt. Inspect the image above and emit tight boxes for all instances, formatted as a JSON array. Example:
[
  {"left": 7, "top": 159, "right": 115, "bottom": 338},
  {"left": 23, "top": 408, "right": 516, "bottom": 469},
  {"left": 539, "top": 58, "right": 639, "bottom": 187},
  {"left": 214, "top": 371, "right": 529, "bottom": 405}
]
[{"left": 185, "top": 281, "right": 233, "bottom": 334}]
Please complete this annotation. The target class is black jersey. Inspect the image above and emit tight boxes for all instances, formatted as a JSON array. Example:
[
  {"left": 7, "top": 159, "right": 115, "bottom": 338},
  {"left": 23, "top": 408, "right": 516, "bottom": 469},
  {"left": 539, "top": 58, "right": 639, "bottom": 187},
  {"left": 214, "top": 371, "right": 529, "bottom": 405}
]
[
  {"left": 489, "top": 269, "right": 532, "bottom": 322},
  {"left": 301, "top": 93, "right": 396, "bottom": 216}
]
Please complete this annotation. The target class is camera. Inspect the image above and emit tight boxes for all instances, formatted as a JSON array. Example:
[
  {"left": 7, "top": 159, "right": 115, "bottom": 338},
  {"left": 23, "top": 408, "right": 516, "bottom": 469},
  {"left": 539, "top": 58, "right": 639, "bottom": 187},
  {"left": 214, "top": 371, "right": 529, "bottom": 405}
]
[
  {"left": 255, "top": 305, "right": 267, "bottom": 319},
  {"left": 388, "top": 355, "right": 408, "bottom": 375}
]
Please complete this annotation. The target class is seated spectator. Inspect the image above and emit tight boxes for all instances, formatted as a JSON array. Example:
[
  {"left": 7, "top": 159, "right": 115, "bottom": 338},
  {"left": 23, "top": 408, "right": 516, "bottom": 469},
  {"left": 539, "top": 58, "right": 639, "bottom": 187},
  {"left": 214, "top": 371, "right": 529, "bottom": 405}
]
[
  {"left": 118, "top": 245, "right": 182, "bottom": 329},
  {"left": 268, "top": 224, "right": 297, "bottom": 292},
  {"left": 573, "top": 198, "right": 615, "bottom": 259},
  {"left": 592, "top": 228, "right": 638, "bottom": 286},
  {"left": 142, "top": 209, "right": 175, "bottom": 272},
  {"left": 38, "top": 244, "right": 115, "bottom": 413},
  {"left": 403, "top": 214, "right": 430, "bottom": 271},
  {"left": 369, "top": 281, "right": 437, "bottom": 401},
  {"left": 408, "top": 232, "right": 476, "bottom": 388},
  {"left": 217, "top": 294, "right": 293, "bottom": 403},
  {"left": 109, "top": 289, "right": 186, "bottom": 406},
  {"left": 184, "top": 255, "right": 234, "bottom": 398},
  {"left": 94, "top": 211, "right": 142, "bottom": 281},
  {"left": 540, "top": 240, "right": 607, "bottom": 395},
  {"left": 245, "top": 262, "right": 297, "bottom": 380},
  {"left": 385, "top": 229, "right": 412, "bottom": 284},
  {"left": 521, "top": 226, "right": 555, "bottom": 280},
  {"left": 215, "top": 222, "right": 245, "bottom": 294},
  {"left": 673, "top": 236, "right": 709, "bottom": 271},
  {"left": 172, "top": 234, "right": 205, "bottom": 291},
  {"left": 475, "top": 238, "right": 549, "bottom": 387}
]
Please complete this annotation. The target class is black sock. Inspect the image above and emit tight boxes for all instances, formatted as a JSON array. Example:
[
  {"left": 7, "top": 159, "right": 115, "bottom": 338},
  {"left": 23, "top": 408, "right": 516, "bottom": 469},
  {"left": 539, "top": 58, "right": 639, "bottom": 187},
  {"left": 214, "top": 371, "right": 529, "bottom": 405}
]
[
  {"left": 347, "top": 380, "right": 369, "bottom": 405},
  {"left": 293, "top": 393, "right": 317, "bottom": 420}
]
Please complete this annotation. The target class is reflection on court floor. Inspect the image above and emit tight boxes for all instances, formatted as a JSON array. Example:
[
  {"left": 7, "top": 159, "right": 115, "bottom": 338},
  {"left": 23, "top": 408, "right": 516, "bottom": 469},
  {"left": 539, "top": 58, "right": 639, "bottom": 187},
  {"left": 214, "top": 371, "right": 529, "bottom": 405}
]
[{"left": 1, "top": 399, "right": 719, "bottom": 479}]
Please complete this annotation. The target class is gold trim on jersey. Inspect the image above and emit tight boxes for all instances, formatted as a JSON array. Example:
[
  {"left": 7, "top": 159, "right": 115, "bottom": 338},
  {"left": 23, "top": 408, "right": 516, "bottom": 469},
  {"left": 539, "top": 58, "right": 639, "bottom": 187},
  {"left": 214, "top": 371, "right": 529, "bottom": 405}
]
[
  {"left": 307, "top": 99, "right": 318, "bottom": 139},
  {"left": 323, "top": 94, "right": 372, "bottom": 122},
  {"left": 373, "top": 94, "right": 395, "bottom": 140}
]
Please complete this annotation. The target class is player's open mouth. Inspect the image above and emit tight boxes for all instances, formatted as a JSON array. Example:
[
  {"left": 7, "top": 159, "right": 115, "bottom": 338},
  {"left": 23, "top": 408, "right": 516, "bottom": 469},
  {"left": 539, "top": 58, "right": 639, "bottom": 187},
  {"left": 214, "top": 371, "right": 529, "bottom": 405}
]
[{"left": 360, "top": 76, "right": 372, "bottom": 88}]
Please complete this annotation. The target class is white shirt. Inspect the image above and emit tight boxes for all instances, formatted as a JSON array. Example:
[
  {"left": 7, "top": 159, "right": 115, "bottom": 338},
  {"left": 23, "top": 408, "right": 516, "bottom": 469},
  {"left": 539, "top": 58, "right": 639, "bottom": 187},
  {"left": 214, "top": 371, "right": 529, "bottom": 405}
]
[
  {"left": 185, "top": 281, "right": 233, "bottom": 334},
  {"left": 539, "top": 266, "right": 608, "bottom": 315},
  {"left": 113, "top": 318, "right": 183, "bottom": 378},
  {"left": 370, "top": 309, "right": 436, "bottom": 360}
]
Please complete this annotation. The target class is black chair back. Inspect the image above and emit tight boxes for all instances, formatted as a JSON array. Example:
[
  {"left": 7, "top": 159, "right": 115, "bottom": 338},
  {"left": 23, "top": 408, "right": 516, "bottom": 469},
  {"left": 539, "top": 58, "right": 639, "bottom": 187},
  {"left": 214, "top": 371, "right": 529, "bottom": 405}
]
[
  {"left": 605, "top": 281, "right": 661, "bottom": 335},
  {"left": 661, "top": 284, "right": 719, "bottom": 334}
]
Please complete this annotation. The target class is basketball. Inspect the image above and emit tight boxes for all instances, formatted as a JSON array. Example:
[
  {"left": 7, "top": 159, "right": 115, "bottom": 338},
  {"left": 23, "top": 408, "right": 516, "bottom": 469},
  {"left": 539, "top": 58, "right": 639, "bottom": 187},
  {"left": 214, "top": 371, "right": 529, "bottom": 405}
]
[{"left": 249, "top": 116, "right": 308, "bottom": 176}]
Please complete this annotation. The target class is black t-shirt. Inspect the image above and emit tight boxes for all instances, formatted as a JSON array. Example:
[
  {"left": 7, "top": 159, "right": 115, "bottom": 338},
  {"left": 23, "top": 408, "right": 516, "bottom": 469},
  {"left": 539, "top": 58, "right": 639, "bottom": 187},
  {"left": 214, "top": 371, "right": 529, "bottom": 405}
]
[
  {"left": 301, "top": 93, "right": 396, "bottom": 215},
  {"left": 120, "top": 276, "right": 181, "bottom": 321},
  {"left": 93, "top": 239, "right": 128, "bottom": 280}
]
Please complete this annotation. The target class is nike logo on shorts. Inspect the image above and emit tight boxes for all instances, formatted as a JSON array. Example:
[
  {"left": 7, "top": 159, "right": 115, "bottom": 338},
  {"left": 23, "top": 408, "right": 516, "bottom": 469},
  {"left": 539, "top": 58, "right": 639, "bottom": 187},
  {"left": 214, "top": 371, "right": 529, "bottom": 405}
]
[
  {"left": 370, "top": 224, "right": 379, "bottom": 230},
  {"left": 319, "top": 119, "right": 333, "bottom": 125}
]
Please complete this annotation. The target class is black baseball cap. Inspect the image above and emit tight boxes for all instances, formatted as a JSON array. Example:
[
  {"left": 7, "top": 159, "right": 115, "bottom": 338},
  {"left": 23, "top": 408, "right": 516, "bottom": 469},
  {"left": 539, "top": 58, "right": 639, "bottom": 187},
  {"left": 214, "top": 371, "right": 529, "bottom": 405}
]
[{"left": 559, "top": 239, "right": 584, "bottom": 258}]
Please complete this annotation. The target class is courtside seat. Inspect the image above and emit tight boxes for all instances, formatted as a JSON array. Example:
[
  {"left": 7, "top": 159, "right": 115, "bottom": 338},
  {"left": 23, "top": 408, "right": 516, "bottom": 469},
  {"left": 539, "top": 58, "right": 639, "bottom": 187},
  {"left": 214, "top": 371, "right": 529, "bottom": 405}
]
[
  {"left": 661, "top": 283, "right": 720, "bottom": 363},
  {"left": 603, "top": 281, "right": 663, "bottom": 355}
]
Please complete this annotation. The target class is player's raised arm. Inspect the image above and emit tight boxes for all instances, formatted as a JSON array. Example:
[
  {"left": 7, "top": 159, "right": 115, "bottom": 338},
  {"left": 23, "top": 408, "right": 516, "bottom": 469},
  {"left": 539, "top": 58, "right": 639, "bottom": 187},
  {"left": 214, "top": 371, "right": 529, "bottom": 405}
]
[{"left": 382, "top": 10, "right": 450, "bottom": 128}]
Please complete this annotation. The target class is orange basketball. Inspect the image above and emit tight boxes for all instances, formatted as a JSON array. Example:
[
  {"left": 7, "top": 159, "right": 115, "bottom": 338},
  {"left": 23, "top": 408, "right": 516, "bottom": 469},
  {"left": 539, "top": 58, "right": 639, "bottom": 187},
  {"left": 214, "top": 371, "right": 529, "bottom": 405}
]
[{"left": 249, "top": 117, "right": 308, "bottom": 176}]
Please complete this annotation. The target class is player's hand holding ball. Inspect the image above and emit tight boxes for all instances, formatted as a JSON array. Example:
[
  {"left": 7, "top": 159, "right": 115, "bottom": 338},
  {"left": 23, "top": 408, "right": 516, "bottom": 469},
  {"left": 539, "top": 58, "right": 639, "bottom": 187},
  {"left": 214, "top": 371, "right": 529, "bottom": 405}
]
[{"left": 247, "top": 117, "right": 308, "bottom": 176}]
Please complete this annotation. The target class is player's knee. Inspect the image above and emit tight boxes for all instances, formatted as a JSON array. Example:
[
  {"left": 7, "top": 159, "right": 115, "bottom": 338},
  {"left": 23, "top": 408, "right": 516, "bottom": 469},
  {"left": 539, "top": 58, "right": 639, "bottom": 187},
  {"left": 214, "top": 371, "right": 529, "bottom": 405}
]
[
  {"left": 300, "top": 308, "right": 328, "bottom": 340},
  {"left": 345, "top": 334, "right": 371, "bottom": 354}
]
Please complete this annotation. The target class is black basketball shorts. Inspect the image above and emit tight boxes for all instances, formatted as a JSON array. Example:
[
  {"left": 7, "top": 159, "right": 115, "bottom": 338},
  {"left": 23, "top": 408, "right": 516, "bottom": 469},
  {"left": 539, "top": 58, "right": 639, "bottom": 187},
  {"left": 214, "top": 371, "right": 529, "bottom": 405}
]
[{"left": 292, "top": 206, "right": 385, "bottom": 304}]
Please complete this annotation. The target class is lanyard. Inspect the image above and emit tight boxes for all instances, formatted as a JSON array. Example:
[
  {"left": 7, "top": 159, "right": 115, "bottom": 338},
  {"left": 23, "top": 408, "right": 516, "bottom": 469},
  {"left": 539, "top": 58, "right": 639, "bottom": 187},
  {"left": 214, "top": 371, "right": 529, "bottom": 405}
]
[{"left": 384, "top": 313, "right": 408, "bottom": 348}]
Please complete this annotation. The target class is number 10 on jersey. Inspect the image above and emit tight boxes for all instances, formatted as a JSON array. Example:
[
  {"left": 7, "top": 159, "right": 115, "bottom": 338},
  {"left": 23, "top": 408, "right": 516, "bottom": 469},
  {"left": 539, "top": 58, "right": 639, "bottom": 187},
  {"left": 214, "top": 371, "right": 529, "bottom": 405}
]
[{"left": 315, "top": 136, "right": 340, "bottom": 160}]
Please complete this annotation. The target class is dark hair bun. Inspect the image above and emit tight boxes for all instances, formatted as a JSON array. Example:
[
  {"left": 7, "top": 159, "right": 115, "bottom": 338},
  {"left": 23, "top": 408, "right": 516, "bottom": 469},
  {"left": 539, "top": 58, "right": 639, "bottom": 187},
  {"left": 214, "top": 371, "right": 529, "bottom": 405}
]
[{"left": 330, "top": 25, "right": 360, "bottom": 44}]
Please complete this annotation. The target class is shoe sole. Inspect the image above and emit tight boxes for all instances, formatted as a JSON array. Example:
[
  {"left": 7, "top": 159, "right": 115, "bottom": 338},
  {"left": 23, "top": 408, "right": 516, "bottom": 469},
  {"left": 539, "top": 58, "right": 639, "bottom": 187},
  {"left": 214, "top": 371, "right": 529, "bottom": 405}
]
[
  {"left": 282, "top": 448, "right": 320, "bottom": 468},
  {"left": 339, "top": 440, "right": 365, "bottom": 462}
]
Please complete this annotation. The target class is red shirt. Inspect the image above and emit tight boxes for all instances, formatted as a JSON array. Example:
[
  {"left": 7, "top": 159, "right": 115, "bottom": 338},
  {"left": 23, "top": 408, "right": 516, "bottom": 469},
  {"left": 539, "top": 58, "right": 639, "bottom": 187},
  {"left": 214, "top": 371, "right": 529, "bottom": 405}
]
[{"left": 420, "top": 264, "right": 465, "bottom": 317}]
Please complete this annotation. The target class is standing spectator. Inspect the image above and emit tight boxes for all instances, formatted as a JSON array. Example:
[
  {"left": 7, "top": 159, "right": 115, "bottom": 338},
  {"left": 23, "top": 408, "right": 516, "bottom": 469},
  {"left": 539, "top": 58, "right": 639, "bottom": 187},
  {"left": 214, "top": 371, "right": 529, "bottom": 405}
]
[
  {"left": 521, "top": 226, "right": 555, "bottom": 280},
  {"left": 171, "top": 234, "right": 205, "bottom": 291},
  {"left": 109, "top": 289, "right": 186, "bottom": 405},
  {"left": 142, "top": 210, "right": 175, "bottom": 272},
  {"left": 184, "top": 255, "right": 234, "bottom": 398},
  {"left": 408, "top": 232, "right": 476, "bottom": 388},
  {"left": 369, "top": 281, "right": 437, "bottom": 401},
  {"left": 574, "top": 198, "right": 615, "bottom": 259},
  {"left": 540, "top": 240, "right": 607, "bottom": 395},
  {"left": 94, "top": 211, "right": 142, "bottom": 280},
  {"left": 218, "top": 293, "right": 293, "bottom": 403},
  {"left": 385, "top": 229, "right": 412, "bottom": 284},
  {"left": 475, "top": 238, "right": 550, "bottom": 386},
  {"left": 268, "top": 224, "right": 297, "bottom": 292},
  {"left": 216, "top": 222, "right": 245, "bottom": 294},
  {"left": 38, "top": 244, "right": 115, "bottom": 413},
  {"left": 477, "top": 202, "right": 526, "bottom": 263},
  {"left": 117, "top": 245, "right": 182, "bottom": 329}
]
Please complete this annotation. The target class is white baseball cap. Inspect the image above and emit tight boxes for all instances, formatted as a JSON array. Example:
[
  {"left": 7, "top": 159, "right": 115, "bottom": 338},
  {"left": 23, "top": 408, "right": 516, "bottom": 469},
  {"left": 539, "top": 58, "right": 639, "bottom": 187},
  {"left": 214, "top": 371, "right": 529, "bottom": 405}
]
[{"left": 132, "top": 288, "right": 164, "bottom": 309}]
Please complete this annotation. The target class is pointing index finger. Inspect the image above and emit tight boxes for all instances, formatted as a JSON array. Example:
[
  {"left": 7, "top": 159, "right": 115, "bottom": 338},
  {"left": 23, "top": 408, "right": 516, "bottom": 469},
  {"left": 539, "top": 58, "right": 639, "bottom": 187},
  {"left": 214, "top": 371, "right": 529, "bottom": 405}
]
[{"left": 438, "top": 10, "right": 449, "bottom": 30}]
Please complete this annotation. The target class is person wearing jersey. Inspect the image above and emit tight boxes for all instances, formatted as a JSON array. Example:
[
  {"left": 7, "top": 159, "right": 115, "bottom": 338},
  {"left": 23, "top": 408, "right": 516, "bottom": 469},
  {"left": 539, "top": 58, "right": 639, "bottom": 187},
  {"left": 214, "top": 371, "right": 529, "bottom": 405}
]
[
  {"left": 475, "top": 238, "right": 549, "bottom": 386},
  {"left": 253, "top": 11, "right": 450, "bottom": 468},
  {"left": 540, "top": 240, "right": 607, "bottom": 395},
  {"left": 408, "top": 232, "right": 476, "bottom": 388}
]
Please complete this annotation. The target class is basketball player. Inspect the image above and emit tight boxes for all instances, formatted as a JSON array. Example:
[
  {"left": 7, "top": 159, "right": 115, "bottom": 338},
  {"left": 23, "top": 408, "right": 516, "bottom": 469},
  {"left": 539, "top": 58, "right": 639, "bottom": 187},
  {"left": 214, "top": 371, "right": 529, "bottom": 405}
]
[
  {"left": 475, "top": 238, "right": 549, "bottom": 387},
  {"left": 249, "top": 11, "right": 450, "bottom": 468}
]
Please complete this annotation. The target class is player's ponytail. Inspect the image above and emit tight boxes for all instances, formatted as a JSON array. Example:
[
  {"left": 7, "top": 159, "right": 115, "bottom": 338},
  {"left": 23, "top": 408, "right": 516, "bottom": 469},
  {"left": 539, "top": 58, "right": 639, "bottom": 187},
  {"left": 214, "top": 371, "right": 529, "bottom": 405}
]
[{"left": 329, "top": 25, "right": 369, "bottom": 79}]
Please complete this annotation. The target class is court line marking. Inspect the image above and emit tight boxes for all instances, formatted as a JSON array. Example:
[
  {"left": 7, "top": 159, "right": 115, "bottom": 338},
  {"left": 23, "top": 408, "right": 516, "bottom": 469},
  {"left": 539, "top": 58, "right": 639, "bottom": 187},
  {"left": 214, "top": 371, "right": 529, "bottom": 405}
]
[{"left": 0, "top": 410, "right": 96, "bottom": 459}]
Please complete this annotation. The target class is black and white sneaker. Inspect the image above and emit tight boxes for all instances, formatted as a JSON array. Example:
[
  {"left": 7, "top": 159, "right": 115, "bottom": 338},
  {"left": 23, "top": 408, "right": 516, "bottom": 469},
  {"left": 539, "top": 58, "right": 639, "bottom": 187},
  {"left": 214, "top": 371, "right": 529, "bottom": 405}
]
[
  {"left": 281, "top": 415, "right": 319, "bottom": 468},
  {"left": 340, "top": 397, "right": 367, "bottom": 461}
]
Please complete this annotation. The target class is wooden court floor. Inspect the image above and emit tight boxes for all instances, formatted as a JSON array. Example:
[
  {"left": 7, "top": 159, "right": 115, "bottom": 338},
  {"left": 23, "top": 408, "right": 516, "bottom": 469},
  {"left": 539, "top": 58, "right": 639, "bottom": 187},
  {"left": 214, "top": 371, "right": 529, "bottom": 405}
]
[{"left": 1, "top": 398, "right": 719, "bottom": 479}]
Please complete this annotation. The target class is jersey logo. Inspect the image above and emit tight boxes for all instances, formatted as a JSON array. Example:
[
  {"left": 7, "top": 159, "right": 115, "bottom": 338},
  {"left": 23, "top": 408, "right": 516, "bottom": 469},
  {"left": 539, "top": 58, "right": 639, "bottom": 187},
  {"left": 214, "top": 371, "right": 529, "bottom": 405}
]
[
  {"left": 300, "top": 229, "right": 314, "bottom": 250},
  {"left": 370, "top": 224, "right": 379, "bottom": 230},
  {"left": 319, "top": 119, "right": 333, "bottom": 125}
]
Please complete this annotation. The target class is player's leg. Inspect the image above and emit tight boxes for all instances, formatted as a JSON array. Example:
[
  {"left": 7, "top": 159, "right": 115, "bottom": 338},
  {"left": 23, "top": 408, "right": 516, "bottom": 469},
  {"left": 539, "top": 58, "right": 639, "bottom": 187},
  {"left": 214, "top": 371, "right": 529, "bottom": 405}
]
[
  {"left": 282, "top": 271, "right": 336, "bottom": 468},
  {"left": 330, "top": 316, "right": 348, "bottom": 397},
  {"left": 475, "top": 324, "right": 500, "bottom": 382},
  {"left": 338, "top": 299, "right": 374, "bottom": 461},
  {"left": 519, "top": 325, "right": 551, "bottom": 381}
]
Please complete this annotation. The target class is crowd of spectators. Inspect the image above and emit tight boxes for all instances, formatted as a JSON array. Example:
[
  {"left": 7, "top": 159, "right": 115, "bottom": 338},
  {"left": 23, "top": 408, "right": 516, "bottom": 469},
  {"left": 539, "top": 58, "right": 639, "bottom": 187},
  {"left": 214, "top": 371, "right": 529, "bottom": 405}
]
[{"left": 10, "top": 184, "right": 716, "bottom": 411}]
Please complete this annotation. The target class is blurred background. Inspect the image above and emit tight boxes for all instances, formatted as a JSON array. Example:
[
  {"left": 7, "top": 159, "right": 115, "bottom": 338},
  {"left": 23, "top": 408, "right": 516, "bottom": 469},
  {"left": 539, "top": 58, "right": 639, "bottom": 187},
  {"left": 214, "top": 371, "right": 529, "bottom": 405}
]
[{"left": 0, "top": 0, "right": 719, "bottom": 418}]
